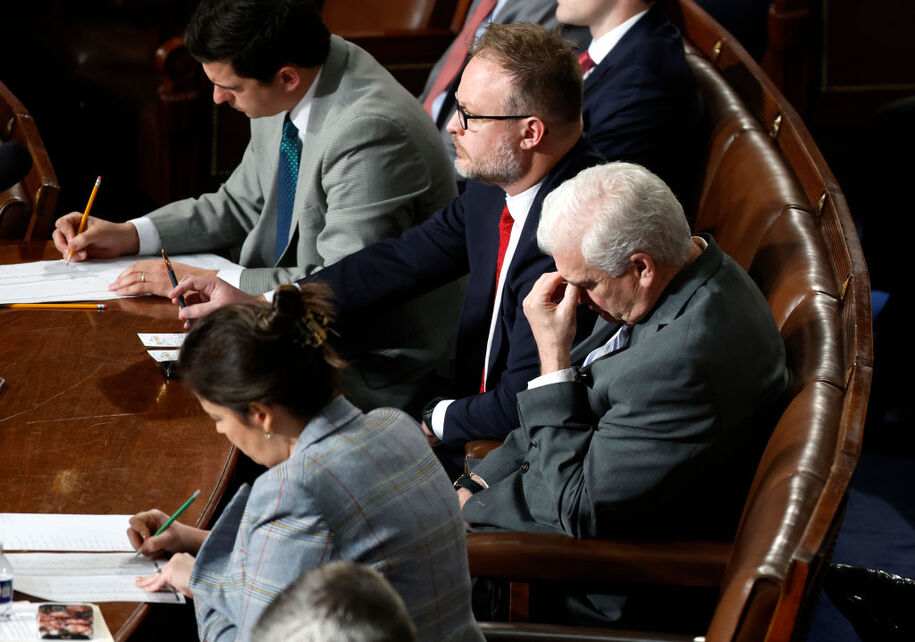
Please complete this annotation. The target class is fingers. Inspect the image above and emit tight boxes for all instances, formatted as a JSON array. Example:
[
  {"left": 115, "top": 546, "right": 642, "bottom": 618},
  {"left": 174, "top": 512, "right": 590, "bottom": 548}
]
[
  {"left": 557, "top": 282, "right": 580, "bottom": 315},
  {"left": 136, "top": 553, "right": 195, "bottom": 597},
  {"left": 531, "top": 272, "right": 564, "bottom": 300},
  {"left": 135, "top": 568, "right": 171, "bottom": 593},
  {"left": 52, "top": 212, "right": 85, "bottom": 256},
  {"left": 127, "top": 509, "right": 169, "bottom": 554},
  {"left": 109, "top": 261, "right": 171, "bottom": 297},
  {"left": 178, "top": 300, "right": 220, "bottom": 321}
]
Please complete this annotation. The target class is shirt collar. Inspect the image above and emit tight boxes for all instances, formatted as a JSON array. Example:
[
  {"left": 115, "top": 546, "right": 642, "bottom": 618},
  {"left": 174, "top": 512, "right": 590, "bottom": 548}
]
[
  {"left": 588, "top": 9, "right": 648, "bottom": 65},
  {"left": 287, "top": 65, "right": 323, "bottom": 133},
  {"left": 504, "top": 179, "right": 544, "bottom": 226}
]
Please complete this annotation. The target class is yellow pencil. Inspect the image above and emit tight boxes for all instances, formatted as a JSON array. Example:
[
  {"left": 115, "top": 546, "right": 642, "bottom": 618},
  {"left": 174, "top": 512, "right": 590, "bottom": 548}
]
[
  {"left": 2, "top": 303, "right": 107, "bottom": 310},
  {"left": 66, "top": 176, "right": 102, "bottom": 265}
]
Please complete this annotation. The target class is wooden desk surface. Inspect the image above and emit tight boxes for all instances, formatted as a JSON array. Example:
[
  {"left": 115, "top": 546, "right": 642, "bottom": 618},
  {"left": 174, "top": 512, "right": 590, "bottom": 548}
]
[{"left": 0, "top": 241, "right": 236, "bottom": 640}]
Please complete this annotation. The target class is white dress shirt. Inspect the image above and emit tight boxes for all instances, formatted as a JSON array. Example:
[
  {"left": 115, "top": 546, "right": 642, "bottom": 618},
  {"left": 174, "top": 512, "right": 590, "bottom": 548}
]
[{"left": 581, "top": 9, "right": 648, "bottom": 80}]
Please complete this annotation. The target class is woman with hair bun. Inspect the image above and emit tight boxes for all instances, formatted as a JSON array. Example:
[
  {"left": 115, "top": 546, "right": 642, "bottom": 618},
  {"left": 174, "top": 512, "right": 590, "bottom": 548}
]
[{"left": 128, "top": 285, "right": 481, "bottom": 642}]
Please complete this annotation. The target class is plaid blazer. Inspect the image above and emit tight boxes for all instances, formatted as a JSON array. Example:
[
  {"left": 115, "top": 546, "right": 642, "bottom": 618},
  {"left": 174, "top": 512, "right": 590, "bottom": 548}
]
[{"left": 189, "top": 396, "right": 481, "bottom": 642}]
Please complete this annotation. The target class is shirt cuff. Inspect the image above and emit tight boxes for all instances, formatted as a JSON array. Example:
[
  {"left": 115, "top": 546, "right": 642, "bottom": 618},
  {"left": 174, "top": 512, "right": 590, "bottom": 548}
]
[
  {"left": 431, "top": 399, "right": 455, "bottom": 440},
  {"left": 528, "top": 367, "right": 576, "bottom": 389},
  {"left": 216, "top": 267, "right": 244, "bottom": 289},
  {"left": 130, "top": 217, "right": 161, "bottom": 256}
]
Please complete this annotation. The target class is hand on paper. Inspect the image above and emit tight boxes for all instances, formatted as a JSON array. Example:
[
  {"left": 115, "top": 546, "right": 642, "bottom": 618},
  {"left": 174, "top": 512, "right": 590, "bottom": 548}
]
[
  {"left": 110, "top": 260, "right": 217, "bottom": 297},
  {"left": 170, "top": 274, "right": 263, "bottom": 321},
  {"left": 127, "top": 509, "right": 208, "bottom": 557},
  {"left": 522, "top": 272, "right": 578, "bottom": 374},
  {"left": 52, "top": 213, "right": 140, "bottom": 262},
  {"left": 135, "top": 552, "right": 195, "bottom": 598}
]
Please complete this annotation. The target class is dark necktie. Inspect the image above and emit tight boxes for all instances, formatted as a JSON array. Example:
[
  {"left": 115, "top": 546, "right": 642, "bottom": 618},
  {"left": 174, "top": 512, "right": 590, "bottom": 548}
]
[
  {"left": 579, "top": 50, "right": 596, "bottom": 76},
  {"left": 480, "top": 204, "right": 514, "bottom": 393},
  {"left": 276, "top": 116, "right": 301, "bottom": 262}
]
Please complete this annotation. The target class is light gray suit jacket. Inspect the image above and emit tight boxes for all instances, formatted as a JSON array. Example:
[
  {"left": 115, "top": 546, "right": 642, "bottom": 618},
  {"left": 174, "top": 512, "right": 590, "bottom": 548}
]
[
  {"left": 146, "top": 37, "right": 462, "bottom": 411},
  {"left": 464, "top": 237, "right": 790, "bottom": 541},
  {"left": 191, "top": 397, "right": 482, "bottom": 642}
]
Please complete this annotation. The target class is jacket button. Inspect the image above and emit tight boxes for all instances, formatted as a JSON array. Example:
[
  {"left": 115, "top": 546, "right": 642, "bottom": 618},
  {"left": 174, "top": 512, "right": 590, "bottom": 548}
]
[{"left": 520, "top": 461, "right": 530, "bottom": 473}]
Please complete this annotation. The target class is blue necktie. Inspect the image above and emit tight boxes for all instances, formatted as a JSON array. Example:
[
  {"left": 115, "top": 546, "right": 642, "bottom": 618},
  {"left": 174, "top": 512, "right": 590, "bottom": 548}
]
[
  {"left": 582, "top": 324, "right": 632, "bottom": 367},
  {"left": 276, "top": 117, "right": 301, "bottom": 262}
]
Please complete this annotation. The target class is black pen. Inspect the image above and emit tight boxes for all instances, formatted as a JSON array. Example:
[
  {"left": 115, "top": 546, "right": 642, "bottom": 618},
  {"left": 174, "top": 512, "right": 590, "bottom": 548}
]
[{"left": 161, "top": 250, "right": 192, "bottom": 328}]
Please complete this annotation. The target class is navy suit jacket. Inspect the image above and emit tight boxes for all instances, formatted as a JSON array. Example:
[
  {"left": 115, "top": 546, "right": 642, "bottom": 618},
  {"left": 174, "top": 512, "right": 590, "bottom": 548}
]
[
  {"left": 582, "top": 4, "right": 704, "bottom": 198},
  {"left": 308, "top": 138, "right": 603, "bottom": 460}
]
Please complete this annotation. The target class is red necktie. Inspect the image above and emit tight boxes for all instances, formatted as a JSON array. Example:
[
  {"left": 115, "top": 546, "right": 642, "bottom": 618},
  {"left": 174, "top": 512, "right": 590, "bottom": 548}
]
[
  {"left": 423, "top": 0, "right": 498, "bottom": 115},
  {"left": 579, "top": 50, "right": 596, "bottom": 76},
  {"left": 480, "top": 204, "right": 514, "bottom": 393}
]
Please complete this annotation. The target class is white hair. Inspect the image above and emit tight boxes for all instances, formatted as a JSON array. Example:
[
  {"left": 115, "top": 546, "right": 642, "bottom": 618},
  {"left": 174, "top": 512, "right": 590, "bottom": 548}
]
[
  {"left": 538, "top": 162, "right": 692, "bottom": 276},
  {"left": 252, "top": 562, "right": 417, "bottom": 642}
]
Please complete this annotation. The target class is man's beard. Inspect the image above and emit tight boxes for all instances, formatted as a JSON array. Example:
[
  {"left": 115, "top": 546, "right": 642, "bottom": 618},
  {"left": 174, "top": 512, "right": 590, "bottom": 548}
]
[{"left": 454, "top": 135, "right": 525, "bottom": 185}]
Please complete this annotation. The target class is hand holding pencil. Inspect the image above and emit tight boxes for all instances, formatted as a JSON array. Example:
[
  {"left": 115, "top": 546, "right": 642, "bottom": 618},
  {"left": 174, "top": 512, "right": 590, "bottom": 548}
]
[
  {"left": 66, "top": 176, "right": 101, "bottom": 265},
  {"left": 127, "top": 490, "right": 206, "bottom": 559},
  {"left": 52, "top": 177, "right": 144, "bottom": 262}
]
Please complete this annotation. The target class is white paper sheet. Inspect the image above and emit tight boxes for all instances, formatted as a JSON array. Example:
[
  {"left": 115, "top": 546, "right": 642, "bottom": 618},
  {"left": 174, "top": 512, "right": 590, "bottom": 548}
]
[
  {"left": 0, "top": 602, "right": 113, "bottom": 641},
  {"left": 0, "top": 514, "right": 132, "bottom": 552},
  {"left": 0, "top": 254, "right": 239, "bottom": 304},
  {"left": 137, "top": 333, "right": 186, "bottom": 348},
  {"left": 6, "top": 554, "right": 184, "bottom": 604}
]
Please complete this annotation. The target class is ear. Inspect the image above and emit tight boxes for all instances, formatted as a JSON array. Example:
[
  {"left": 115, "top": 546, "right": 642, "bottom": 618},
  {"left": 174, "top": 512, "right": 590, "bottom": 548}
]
[
  {"left": 630, "top": 253, "right": 657, "bottom": 288},
  {"left": 518, "top": 116, "right": 548, "bottom": 150},
  {"left": 275, "top": 66, "right": 302, "bottom": 92},
  {"left": 246, "top": 401, "right": 276, "bottom": 434}
]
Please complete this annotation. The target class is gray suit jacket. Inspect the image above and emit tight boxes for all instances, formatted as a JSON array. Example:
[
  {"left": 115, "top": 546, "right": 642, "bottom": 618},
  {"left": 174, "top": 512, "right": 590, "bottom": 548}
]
[
  {"left": 147, "top": 36, "right": 462, "bottom": 411},
  {"left": 464, "top": 237, "right": 790, "bottom": 540},
  {"left": 191, "top": 397, "right": 482, "bottom": 642}
]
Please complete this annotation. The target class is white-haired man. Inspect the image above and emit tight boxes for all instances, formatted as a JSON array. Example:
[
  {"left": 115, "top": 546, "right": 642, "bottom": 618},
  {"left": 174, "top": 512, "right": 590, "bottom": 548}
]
[{"left": 458, "top": 162, "right": 790, "bottom": 622}]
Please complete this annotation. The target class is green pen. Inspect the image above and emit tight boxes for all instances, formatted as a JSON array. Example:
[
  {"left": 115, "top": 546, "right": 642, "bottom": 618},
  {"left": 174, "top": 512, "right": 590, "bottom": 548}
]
[{"left": 135, "top": 489, "right": 201, "bottom": 557}]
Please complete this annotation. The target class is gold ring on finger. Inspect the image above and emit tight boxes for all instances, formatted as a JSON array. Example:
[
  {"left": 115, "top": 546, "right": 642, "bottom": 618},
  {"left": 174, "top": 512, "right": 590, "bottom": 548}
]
[{"left": 140, "top": 272, "right": 147, "bottom": 283}]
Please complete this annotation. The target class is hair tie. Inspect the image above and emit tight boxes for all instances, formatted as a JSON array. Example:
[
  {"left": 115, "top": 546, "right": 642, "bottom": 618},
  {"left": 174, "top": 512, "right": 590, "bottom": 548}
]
[{"left": 300, "top": 309, "right": 339, "bottom": 349}]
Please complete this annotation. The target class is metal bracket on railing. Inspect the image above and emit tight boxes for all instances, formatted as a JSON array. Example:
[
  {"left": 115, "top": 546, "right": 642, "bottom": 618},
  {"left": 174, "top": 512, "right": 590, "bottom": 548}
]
[
  {"left": 769, "top": 114, "right": 782, "bottom": 139},
  {"left": 816, "top": 192, "right": 827, "bottom": 219},
  {"left": 711, "top": 39, "right": 723, "bottom": 63}
]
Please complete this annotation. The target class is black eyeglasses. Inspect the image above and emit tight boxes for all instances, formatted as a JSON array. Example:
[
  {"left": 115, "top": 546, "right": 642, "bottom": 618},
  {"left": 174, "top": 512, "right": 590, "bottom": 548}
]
[{"left": 453, "top": 93, "right": 532, "bottom": 130}]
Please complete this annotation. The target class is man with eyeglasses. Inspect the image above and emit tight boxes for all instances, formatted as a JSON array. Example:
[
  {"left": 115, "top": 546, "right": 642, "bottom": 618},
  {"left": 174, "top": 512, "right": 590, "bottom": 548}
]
[{"left": 171, "top": 23, "right": 603, "bottom": 475}]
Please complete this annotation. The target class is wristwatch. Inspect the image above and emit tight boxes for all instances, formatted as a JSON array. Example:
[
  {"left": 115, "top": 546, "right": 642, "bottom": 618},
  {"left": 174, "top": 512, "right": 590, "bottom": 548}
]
[{"left": 453, "top": 473, "right": 485, "bottom": 495}]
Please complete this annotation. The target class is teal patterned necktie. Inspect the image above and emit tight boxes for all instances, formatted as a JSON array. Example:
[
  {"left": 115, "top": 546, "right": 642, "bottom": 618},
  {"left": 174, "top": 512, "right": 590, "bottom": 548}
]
[{"left": 276, "top": 116, "right": 301, "bottom": 262}]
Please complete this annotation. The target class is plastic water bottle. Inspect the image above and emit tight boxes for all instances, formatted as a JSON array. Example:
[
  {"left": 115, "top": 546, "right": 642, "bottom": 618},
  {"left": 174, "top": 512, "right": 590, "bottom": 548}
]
[{"left": 0, "top": 541, "right": 12, "bottom": 620}]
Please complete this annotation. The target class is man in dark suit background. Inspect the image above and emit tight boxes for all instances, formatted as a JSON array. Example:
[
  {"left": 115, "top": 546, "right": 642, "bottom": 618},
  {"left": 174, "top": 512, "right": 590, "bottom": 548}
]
[
  {"left": 559, "top": 0, "right": 704, "bottom": 198},
  {"left": 457, "top": 161, "right": 789, "bottom": 621},
  {"left": 173, "top": 24, "right": 602, "bottom": 475}
]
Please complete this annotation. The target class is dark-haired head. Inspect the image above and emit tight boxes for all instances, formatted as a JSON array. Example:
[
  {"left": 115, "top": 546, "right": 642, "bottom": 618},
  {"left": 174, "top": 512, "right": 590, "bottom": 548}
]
[
  {"left": 185, "top": 0, "right": 330, "bottom": 83},
  {"left": 179, "top": 284, "right": 344, "bottom": 423}
]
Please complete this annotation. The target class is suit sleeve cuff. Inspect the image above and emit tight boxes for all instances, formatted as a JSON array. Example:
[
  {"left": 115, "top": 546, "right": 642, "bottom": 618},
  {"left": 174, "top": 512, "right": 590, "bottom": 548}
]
[
  {"left": 528, "top": 367, "right": 576, "bottom": 389},
  {"left": 130, "top": 217, "right": 161, "bottom": 256},
  {"left": 431, "top": 399, "right": 455, "bottom": 440}
]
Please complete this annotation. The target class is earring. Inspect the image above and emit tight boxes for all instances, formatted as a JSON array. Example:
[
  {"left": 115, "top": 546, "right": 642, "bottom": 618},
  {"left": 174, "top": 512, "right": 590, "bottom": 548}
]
[{"left": 264, "top": 432, "right": 272, "bottom": 440}]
